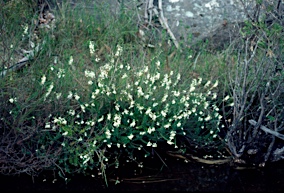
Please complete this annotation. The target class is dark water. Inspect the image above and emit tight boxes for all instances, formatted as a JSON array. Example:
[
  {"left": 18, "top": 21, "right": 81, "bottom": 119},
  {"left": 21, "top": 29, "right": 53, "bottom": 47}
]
[{"left": 1, "top": 153, "right": 284, "bottom": 193}]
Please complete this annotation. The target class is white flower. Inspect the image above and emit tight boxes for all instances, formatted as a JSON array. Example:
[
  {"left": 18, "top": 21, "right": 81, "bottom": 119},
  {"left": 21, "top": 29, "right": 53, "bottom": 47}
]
[
  {"left": 67, "top": 91, "right": 73, "bottom": 99},
  {"left": 204, "top": 102, "right": 209, "bottom": 109},
  {"left": 45, "top": 123, "right": 51, "bottom": 129},
  {"left": 170, "top": 131, "right": 176, "bottom": 139},
  {"left": 147, "top": 127, "right": 155, "bottom": 134},
  {"left": 173, "top": 91, "right": 180, "bottom": 97},
  {"left": 74, "top": 93, "right": 80, "bottom": 100},
  {"left": 89, "top": 41, "right": 95, "bottom": 56},
  {"left": 149, "top": 112, "right": 157, "bottom": 121},
  {"left": 176, "top": 73, "right": 181, "bottom": 81},
  {"left": 93, "top": 140, "right": 97, "bottom": 147},
  {"left": 145, "top": 108, "right": 151, "bottom": 115},
  {"left": 147, "top": 141, "right": 152, "bottom": 146},
  {"left": 130, "top": 120, "right": 136, "bottom": 127},
  {"left": 115, "top": 104, "right": 120, "bottom": 111},
  {"left": 223, "top": 95, "right": 230, "bottom": 101},
  {"left": 105, "top": 129, "right": 111, "bottom": 139},
  {"left": 44, "top": 82, "right": 54, "bottom": 101},
  {"left": 204, "top": 115, "right": 211, "bottom": 121},
  {"left": 177, "top": 122, "right": 181, "bottom": 127},
  {"left": 68, "top": 56, "right": 73, "bottom": 65},
  {"left": 140, "top": 131, "right": 145, "bottom": 135},
  {"left": 164, "top": 123, "right": 171, "bottom": 129},
  {"left": 40, "top": 75, "right": 46, "bottom": 85},
  {"left": 122, "top": 73, "right": 127, "bottom": 79},
  {"left": 9, "top": 98, "right": 17, "bottom": 103},
  {"left": 113, "top": 114, "right": 121, "bottom": 128},
  {"left": 56, "top": 93, "right": 62, "bottom": 99},
  {"left": 144, "top": 94, "right": 150, "bottom": 100},
  {"left": 53, "top": 117, "right": 67, "bottom": 125},
  {"left": 162, "top": 94, "right": 168, "bottom": 102},
  {"left": 143, "top": 66, "right": 149, "bottom": 73},
  {"left": 128, "top": 134, "right": 134, "bottom": 140},
  {"left": 153, "top": 103, "right": 158, "bottom": 107},
  {"left": 57, "top": 68, "right": 65, "bottom": 78},
  {"left": 167, "top": 141, "right": 174, "bottom": 145},
  {"left": 204, "top": 80, "right": 211, "bottom": 88},
  {"left": 98, "top": 115, "right": 104, "bottom": 122},
  {"left": 95, "top": 57, "right": 100, "bottom": 62},
  {"left": 161, "top": 110, "right": 167, "bottom": 117},
  {"left": 85, "top": 70, "right": 96, "bottom": 79},
  {"left": 22, "top": 24, "right": 28, "bottom": 36},
  {"left": 229, "top": 102, "right": 234, "bottom": 106},
  {"left": 189, "top": 85, "right": 195, "bottom": 92},
  {"left": 83, "top": 157, "right": 90, "bottom": 165},
  {"left": 155, "top": 72, "right": 160, "bottom": 80},
  {"left": 212, "top": 80, "right": 218, "bottom": 88},
  {"left": 91, "top": 92, "right": 96, "bottom": 99},
  {"left": 137, "top": 86, "right": 144, "bottom": 96},
  {"left": 115, "top": 45, "right": 123, "bottom": 57},
  {"left": 212, "top": 93, "right": 217, "bottom": 99},
  {"left": 152, "top": 143, "right": 157, "bottom": 147},
  {"left": 80, "top": 105, "right": 86, "bottom": 113},
  {"left": 123, "top": 109, "right": 129, "bottom": 115},
  {"left": 62, "top": 131, "right": 68, "bottom": 136},
  {"left": 156, "top": 60, "right": 160, "bottom": 67}
]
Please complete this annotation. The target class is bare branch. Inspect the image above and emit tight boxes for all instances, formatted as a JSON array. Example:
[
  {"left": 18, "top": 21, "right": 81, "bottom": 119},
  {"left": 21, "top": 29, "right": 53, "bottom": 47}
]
[{"left": 249, "top": 120, "right": 284, "bottom": 140}]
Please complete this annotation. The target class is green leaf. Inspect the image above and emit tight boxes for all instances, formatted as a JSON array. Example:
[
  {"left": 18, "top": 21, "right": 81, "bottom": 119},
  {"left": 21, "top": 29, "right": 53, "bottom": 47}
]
[{"left": 267, "top": 115, "right": 275, "bottom": 121}]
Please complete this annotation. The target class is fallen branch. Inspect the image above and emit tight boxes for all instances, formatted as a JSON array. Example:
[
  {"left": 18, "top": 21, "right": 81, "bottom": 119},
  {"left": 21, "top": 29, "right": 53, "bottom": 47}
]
[
  {"left": 0, "top": 43, "right": 43, "bottom": 78},
  {"left": 156, "top": 0, "right": 180, "bottom": 50},
  {"left": 143, "top": 0, "right": 181, "bottom": 50},
  {"left": 249, "top": 119, "right": 284, "bottom": 140},
  {"left": 167, "top": 151, "right": 231, "bottom": 165}
]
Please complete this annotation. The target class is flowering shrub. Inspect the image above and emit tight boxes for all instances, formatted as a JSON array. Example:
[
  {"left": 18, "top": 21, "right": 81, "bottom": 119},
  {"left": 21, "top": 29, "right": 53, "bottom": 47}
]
[
  {"left": 0, "top": 0, "right": 234, "bottom": 184},
  {"left": 38, "top": 43, "right": 224, "bottom": 176}
]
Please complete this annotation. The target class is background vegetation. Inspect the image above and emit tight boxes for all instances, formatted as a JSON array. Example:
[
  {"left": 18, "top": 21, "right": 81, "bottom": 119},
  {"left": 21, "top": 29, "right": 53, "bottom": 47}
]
[{"left": 0, "top": 0, "right": 283, "bottom": 185}]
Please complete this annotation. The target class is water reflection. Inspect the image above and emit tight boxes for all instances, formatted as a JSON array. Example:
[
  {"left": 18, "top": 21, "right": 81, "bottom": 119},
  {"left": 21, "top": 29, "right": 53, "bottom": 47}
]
[{"left": 1, "top": 155, "right": 284, "bottom": 192}]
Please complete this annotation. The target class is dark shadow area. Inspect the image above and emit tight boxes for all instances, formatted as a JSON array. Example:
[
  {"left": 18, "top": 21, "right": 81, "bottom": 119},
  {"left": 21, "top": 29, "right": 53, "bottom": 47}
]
[{"left": 1, "top": 154, "right": 284, "bottom": 193}]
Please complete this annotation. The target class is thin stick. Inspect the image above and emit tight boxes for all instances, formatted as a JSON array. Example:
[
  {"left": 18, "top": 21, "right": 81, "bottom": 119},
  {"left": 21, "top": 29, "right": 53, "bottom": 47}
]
[
  {"left": 156, "top": 0, "right": 180, "bottom": 50},
  {"left": 249, "top": 119, "right": 284, "bottom": 140}
]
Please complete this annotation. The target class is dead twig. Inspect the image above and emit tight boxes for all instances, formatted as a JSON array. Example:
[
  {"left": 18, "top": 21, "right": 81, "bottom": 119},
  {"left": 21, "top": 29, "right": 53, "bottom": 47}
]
[
  {"left": 249, "top": 120, "right": 284, "bottom": 140},
  {"left": 143, "top": 0, "right": 180, "bottom": 50}
]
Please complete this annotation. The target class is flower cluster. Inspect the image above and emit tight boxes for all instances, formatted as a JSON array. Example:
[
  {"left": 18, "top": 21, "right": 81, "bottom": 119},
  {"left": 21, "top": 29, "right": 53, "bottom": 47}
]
[{"left": 40, "top": 44, "right": 224, "bottom": 173}]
